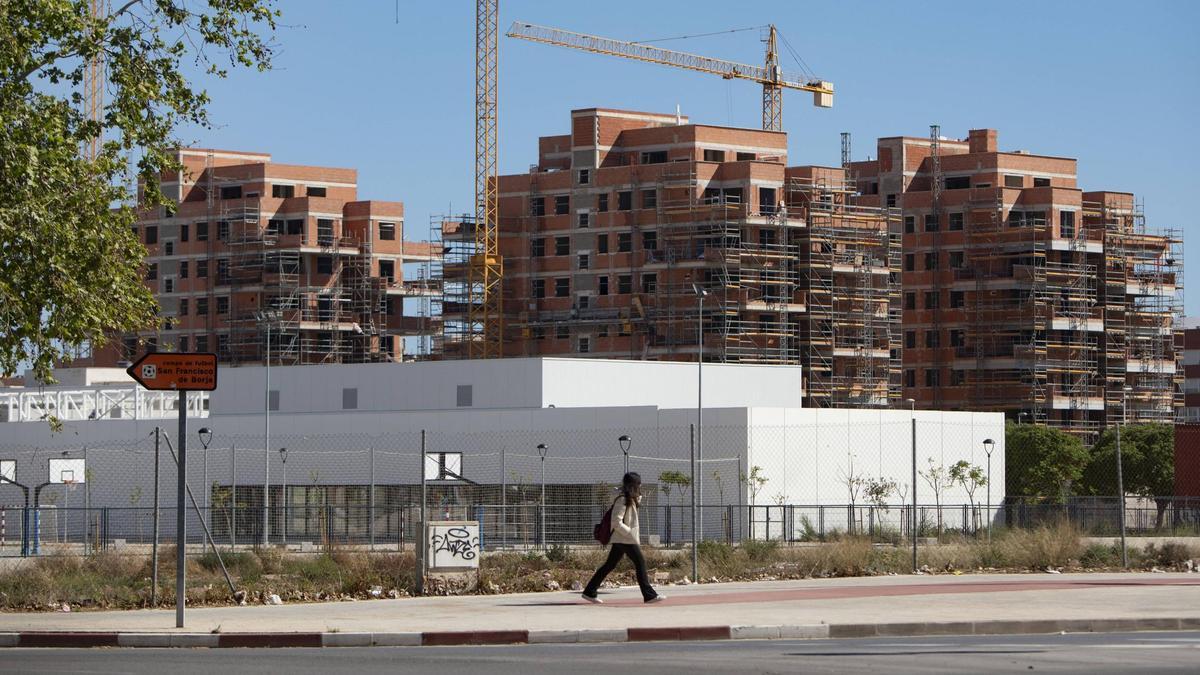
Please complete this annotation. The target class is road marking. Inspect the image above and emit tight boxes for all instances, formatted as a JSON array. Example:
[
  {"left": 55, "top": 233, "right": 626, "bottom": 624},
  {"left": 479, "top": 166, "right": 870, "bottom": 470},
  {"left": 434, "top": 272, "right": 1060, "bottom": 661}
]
[{"left": 1095, "top": 644, "right": 1200, "bottom": 649}]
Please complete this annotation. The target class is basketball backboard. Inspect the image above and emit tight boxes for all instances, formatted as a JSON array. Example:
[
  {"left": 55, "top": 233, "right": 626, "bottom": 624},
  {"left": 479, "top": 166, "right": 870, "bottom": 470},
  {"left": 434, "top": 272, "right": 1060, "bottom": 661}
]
[
  {"left": 48, "top": 458, "right": 86, "bottom": 484},
  {"left": 424, "top": 452, "right": 463, "bottom": 481},
  {"left": 0, "top": 460, "right": 14, "bottom": 483}
]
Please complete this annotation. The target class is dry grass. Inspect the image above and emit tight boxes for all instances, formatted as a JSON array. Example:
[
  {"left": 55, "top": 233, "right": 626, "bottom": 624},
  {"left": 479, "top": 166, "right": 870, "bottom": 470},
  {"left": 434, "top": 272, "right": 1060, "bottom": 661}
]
[{"left": 0, "top": 523, "right": 1195, "bottom": 612}]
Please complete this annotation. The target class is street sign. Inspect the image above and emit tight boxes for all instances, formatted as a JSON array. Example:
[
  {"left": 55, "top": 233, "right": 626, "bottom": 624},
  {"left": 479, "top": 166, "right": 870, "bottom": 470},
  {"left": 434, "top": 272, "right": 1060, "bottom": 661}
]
[
  {"left": 126, "top": 352, "right": 218, "bottom": 391},
  {"left": 124, "top": 351, "right": 215, "bottom": 628}
]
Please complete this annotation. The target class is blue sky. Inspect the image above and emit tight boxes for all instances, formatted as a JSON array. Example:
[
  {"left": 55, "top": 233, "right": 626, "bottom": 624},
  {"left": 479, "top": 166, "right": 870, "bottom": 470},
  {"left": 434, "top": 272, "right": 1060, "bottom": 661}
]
[{"left": 181, "top": 0, "right": 1200, "bottom": 314}]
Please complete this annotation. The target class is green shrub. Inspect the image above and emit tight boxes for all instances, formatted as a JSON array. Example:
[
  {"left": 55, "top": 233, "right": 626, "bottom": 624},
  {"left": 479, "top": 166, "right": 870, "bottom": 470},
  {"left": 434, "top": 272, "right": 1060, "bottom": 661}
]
[
  {"left": 1079, "top": 543, "right": 1119, "bottom": 568},
  {"left": 546, "top": 544, "right": 571, "bottom": 563},
  {"left": 197, "top": 551, "right": 261, "bottom": 580},
  {"left": 1142, "top": 542, "right": 1195, "bottom": 568},
  {"left": 741, "top": 538, "right": 779, "bottom": 562},
  {"left": 696, "top": 539, "right": 733, "bottom": 565},
  {"left": 798, "top": 516, "right": 820, "bottom": 542}
]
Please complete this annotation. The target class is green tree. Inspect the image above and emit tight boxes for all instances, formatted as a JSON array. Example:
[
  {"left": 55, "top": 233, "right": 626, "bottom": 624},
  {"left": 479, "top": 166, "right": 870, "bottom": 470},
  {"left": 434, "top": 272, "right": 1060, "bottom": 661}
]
[
  {"left": 864, "top": 477, "right": 898, "bottom": 511},
  {"left": 919, "top": 458, "right": 954, "bottom": 534},
  {"left": 740, "top": 465, "right": 768, "bottom": 505},
  {"left": 1080, "top": 423, "right": 1175, "bottom": 528},
  {"left": 949, "top": 460, "right": 987, "bottom": 531},
  {"left": 1005, "top": 422, "right": 1089, "bottom": 502},
  {"left": 657, "top": 470, "right": 691, "bottom": 507},
  {"left": 1, "top": 0, "right": 280, "bottom": 381}
]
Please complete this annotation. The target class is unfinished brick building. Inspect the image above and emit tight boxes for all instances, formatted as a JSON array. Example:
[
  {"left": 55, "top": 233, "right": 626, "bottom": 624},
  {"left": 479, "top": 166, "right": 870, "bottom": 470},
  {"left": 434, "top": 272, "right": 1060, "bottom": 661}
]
[
  {"left": 439, "top": 108, "right": 902, "bottom": 407},
  {"left": 92, "top": 148, "right": 438, "bottom": 366},
  {"left": 849, "top": 128, "right": 1182, "bottom": 439}
]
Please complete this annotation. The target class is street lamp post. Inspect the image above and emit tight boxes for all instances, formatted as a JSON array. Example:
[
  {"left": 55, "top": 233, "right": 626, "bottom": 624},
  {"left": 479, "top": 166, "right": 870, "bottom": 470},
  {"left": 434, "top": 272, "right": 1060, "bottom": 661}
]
[
  {"left": 619, "top": 435, "right": 631, "bottom": 476},
  {"left": 255, "top": 309, "right": 281, "bottom": 546},
  {"left": 536, "top": 443, "right": 548, "bottom": 552},
  {"left": 1117, "top": 385, "right": 1132, "bottom": 568},
  {"left": 278, "top": 447, "right": 288, "bottom": 547},
  {"left": 907, "top": 398, "right": 917, "bottom": 573},
  {"left": 198, "top": 428, "right": 213, "bottom": 528},
  {"left": 982, "top": 438, "right": 995, "bottom": 542}
]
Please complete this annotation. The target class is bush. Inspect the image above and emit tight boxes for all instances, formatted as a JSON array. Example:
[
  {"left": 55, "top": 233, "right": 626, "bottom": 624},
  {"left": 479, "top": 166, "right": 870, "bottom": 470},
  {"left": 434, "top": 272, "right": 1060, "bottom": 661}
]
[
  {"left": 798, "top": 516, "right": 820, "bottom": 542},
  {"left": 197, "top": 550, "right": 261, "bottom": 581},
  {"left": 994, "top": 519, "right": 1083, "bottom": 569},
  {"left": 812, "top": 537, "right": 874, "bottom": 576},
  {"left": 546, "top": 544, "right": 571, "bottom": 563},
  {"left": 696, "top": 540, "right": 733, "bottom": 565},
  {"left": 1079, "top": 543, "right": 1119, "bottom": 568},
  {"left": 741, "top": 538, "right": 779, "bottom": 562},
  {"left": 1142, "top": 542, "right": 1195, "bottom": 568}
]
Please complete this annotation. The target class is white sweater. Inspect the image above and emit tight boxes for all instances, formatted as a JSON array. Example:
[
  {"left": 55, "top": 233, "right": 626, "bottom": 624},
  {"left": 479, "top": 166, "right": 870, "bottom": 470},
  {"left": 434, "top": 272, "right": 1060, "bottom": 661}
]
[{"left": 610, "top": 495, "right": 640, "bottom": 545}]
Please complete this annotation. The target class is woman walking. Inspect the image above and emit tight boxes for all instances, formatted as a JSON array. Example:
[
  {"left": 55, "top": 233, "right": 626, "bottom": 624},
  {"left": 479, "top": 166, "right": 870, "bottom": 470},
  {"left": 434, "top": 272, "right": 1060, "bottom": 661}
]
[{"left": 582, "top": 472, "right": 664, "bottom": 604}]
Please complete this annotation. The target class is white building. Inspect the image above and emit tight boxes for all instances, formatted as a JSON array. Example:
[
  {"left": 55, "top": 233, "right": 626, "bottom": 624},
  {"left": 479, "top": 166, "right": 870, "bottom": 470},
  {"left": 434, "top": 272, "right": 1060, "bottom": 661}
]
[{"left": 0, "top": 358, "right": 1003, "bottom": 544}]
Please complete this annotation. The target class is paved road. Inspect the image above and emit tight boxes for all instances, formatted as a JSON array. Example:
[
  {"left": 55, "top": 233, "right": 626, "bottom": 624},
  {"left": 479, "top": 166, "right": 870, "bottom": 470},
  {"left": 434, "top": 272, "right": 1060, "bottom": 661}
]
[{"left": 6, "top": 632, "right": 1200, "bottom": 674}]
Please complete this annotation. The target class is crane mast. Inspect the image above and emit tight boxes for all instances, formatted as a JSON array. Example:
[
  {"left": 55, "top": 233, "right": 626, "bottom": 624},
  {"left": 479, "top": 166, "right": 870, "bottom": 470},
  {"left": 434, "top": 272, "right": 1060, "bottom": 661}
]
[
  {"left": 762, "top": 25, "right": 782, "bottom": 131},
  {"left": 470, "top": 0, "right": 503, "bottom": 358},
  {"left": 83, "top": 0, "right": 106, "bottom": 161}
]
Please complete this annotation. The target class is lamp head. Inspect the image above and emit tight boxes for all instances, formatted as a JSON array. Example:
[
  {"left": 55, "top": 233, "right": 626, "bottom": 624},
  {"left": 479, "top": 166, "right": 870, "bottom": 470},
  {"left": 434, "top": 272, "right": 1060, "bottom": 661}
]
[
  {"left": 983, "top": 438, "right": 995, "bottom": 456},
  {"left": 279, "top": 447, "right": 288, "bottom": 463},
  {"left": 536, "top": 443, "right": 548, "bottom": 459},
  {"left": 618, "top": 434, "right": 632, "bottom": 454},
  {"left": 197, "top": 427, "right": 213, "bottom": 449}
]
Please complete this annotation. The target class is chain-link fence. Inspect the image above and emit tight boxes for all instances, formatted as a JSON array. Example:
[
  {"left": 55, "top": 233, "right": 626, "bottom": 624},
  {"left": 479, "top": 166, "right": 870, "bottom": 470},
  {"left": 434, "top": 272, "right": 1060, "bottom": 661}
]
[{"left": 1, "top": 421, "right": 1196, "bottom": 557}]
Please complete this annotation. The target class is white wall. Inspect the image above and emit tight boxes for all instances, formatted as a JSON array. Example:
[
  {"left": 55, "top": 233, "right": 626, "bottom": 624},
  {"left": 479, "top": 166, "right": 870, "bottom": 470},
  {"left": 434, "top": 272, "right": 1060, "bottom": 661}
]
[
  {"left": 207, "top": 357, "right": 803, "bottom": 417},
  {"left": 539, "top": 359, "right": 802, "bottom": 409},
  {"left": 208, "top": 360, "right": 546, "bottom": 415},
  {"left": 0, "top": 403, "right": 1001, "bottom": 513},
  {"left": 745, "top": 408, "right": 1005, "bottom": 507}
]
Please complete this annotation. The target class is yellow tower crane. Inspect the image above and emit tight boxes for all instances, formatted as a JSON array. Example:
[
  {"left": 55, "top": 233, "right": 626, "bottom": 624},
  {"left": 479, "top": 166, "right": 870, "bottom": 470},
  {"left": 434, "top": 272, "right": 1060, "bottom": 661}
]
[
  {"left": 505, "top": 22, "right": 833, "bottom": 131},
  {"left": 469, "top": 0, "right": 503, "bottom": 358}
]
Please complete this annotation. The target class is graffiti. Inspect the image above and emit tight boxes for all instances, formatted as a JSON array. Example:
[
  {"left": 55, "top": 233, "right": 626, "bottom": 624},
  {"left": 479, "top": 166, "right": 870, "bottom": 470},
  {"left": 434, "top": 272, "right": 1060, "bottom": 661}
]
[{"left": 431, "top": 527, "right": 479, "bottom": 561}]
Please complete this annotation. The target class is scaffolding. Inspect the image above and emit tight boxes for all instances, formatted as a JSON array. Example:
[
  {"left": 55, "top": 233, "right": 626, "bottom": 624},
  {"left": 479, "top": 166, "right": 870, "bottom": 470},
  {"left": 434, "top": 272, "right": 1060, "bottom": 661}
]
[
  {"left": 960, "top": 185, "right": 1107, "bottom": 439},
  {"left": 790, "top": 175, "right": 901, "bottom": 407},
  {"left": 434, "top": 214, "right": 481, "bottom": 359},
  {"left": 208, "top": 192, "right": 402, "bottom": 366},
  {"left": 1087, "top": 197, "right": 1183, "bottom": 426},
  {"left": 498, "top": 160, "right": 901, "bottom": 407}
]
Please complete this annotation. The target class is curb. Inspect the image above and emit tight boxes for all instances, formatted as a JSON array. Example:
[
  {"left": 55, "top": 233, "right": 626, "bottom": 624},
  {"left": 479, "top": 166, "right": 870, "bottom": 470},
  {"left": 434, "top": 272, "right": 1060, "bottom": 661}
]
[{"left": 2, "top": 617, "right": 1197, "bottom": 648}]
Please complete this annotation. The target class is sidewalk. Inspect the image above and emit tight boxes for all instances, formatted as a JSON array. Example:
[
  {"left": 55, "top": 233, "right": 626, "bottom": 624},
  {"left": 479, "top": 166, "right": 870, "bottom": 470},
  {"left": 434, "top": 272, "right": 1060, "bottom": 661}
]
[{"left": 1, "top": 573, "right": 1197, "bottom": 647}]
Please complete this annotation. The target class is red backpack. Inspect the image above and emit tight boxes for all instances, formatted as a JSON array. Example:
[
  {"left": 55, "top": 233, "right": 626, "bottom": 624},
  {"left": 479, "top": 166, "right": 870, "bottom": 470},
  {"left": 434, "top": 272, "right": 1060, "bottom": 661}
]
[{"left": 593, "top": 497, "right": 620, "bottom": 545}]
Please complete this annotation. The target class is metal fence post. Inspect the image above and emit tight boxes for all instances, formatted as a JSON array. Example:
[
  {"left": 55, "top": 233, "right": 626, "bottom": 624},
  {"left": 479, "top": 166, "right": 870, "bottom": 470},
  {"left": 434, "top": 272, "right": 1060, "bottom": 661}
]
[
  {"left": 152, "top": 427, "right": 161, "bottom": 606},
  {"left": 369, "top": 446, "right": 375, "bottom": 551},
  {"left": 689, "top": 423, "right": 698, "bottom": 585},
  {"left": 500, "top": 444, "right": 506, "bottom": 549},
  {"left": 230, "top": 444, "right": 237, "bottom": 549},
  {"left": 83, "top": 446, "right": 89, "bottom": 553},
  {"left": 416, "top": 430, "right": 426, "bottom": 596}
]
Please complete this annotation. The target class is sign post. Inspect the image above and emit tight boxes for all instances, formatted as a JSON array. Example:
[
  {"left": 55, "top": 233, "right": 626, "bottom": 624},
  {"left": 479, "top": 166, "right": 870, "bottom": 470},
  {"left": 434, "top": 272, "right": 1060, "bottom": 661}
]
[{"left": 126, "top": 352, "right": 217, "bottom": 628}]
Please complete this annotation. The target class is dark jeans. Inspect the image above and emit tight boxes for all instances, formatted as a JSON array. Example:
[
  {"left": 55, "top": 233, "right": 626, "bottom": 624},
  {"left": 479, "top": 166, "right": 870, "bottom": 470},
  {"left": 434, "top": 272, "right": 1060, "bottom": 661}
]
[{"left": 583, "top": 543, "right": 658, "bottom": 602}]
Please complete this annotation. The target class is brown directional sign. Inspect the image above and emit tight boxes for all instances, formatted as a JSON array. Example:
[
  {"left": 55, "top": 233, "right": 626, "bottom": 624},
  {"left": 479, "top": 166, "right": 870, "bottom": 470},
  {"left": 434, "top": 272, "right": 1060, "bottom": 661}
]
[{"left": 126, "top": 352, "right": 218, "bottom": 391}]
